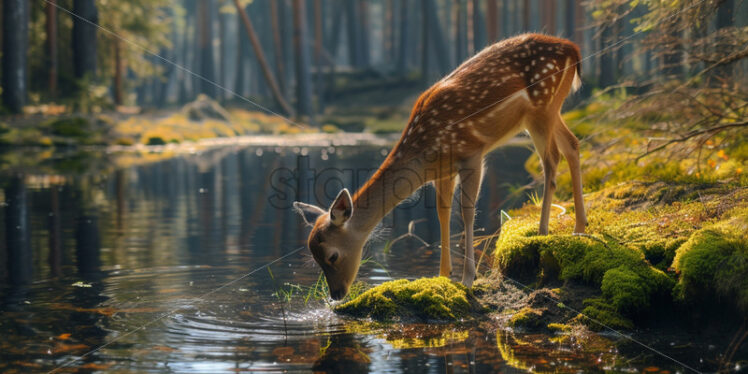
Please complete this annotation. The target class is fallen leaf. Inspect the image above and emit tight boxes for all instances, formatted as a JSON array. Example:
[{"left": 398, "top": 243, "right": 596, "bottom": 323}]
[
  {"left": 151, "top": 345, "right": 178, "bottom": 352},
  {"left": 12, "top": 361, "right": 42, "bottom": 368},
  {"left": 79, "top": 362, "right": 113, "bottom": 370},
  {"left": 52, "top": 343, "right": 89, "bottom": 354}
]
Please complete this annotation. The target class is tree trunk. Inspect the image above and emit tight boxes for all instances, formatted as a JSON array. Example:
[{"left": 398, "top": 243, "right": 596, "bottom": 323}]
[
  {"left": 314, "top": 0, "right": 325, "bottom": 111},
  {"left": 292, "top": 0, "right": 314, "bottom": 121},
  {"left": 522, "top": 0, "right": 530, "bottom": 31},
  {"left": 384, "top": 0, "right": 394, "bottom": 62},
  {"left": 564, "top": 0, "right": 574, "bottom": 39},
  {"left": 716, "top": 0, "right": 734, "bottom": 28},
  {"left": 424, "top": 0, "right": 450, "bottom": 74},
  {"left": 72, "top": 0, "right": 98, "bottom": 80},
  {"left": 543, "top": 0, "right": 555, "bottom": 34},
  {"left": 486, "top": 0, "right": 498, "bottom": 43},
  {"left": 46, "top": 0, "right": 58, "bottom": 97},
  {"left": 113, "top": 40, "right": 123, "bottom": 105},
  {"left": 454, "top": 0, "right": 466, "bottom": 63},
  {"left": 574, "top": 0, "right": 584, "bottom": 45},
  {"left": 235, "top": 6, "right": 250, "bottom": 97},
  {"left": 466, "top": 0, "right": 474, "bottom": 53},
  {"left": 2, "top": 0, "right": 28, "bottom": 113},
  {"left": 715, "top": 0, "right": 734, "bottom": 80},
  {"left": 219, "top": 11, "right": 229, "bottom": 100},
  {"left": 233, "top": 0, "right": 294, "bottom": 116},
  {"left": 358, "top": 0, "right": 370, "bottom": 66},
  {"left": 270, "top": 0, "right": 288, "bottom": 95},
  {"left": 599, "top": 26, "right": 615, "bottom": 87},
  {"left": 397, "top": 0, "right": 409, "bottom": 74},
  {"left": 197, "top": 0, "right": 216, "bottom": 97},
  {"left": 345, "top": 0, "right": 362, "bottom": 67},
  {"left": 421, "top": 0, "right": 430, "bottom": 80},
  {"left": 472, "top": 0, "right": 485, "bottom": 50}
]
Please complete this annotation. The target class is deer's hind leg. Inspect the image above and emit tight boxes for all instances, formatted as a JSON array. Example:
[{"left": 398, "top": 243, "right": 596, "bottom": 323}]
[
  {"left": 435, "top": 175, "right": 457, "bottom": 277},
  {"left": 526, "top": 115, "right": 561, "bottom": 235},
  {"left": 554, "top": 115, "right": 587, "bottom": 233}
]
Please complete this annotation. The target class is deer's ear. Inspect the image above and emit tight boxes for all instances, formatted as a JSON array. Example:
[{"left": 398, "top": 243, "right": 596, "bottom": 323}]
[
  {"left": 329, "top": 189, "right": 353, "bottom": 226},
  {"left": 293, "top": 202, "right": 326, "bottom": 227}
]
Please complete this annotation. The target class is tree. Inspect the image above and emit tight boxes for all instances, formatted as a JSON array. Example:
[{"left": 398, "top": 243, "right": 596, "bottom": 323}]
[
  {"left": 590, "top": 0, "right": 748, "bottom": 160},
  {"left": 714, "top": 0, "right": 735, "bottom": 79},
  {"left": 1, "top": 0, "right": 29, "bottom": 113},
  {"left": 345, "top": 0, "right": 363, "bottom": 67},
  {"left": 196, "top": 0, "right": 216, "bottom": 97},
  {"left": 358, "top": 0, "right": 371, "bottom": 66},
  {"left": 270, "top": 0, "right": 288, "bottom": 95},
  {"left": 454, "top": 0, "right": 466, "bottom": 64},
  {"left": 46, "top": 0, "right": 58, "bottom": 97},
  {"left": 98, "top": 0, "right": 171, "bottom": 106},
  {"left": 72, "top": 0, "right": 98, "bottom": 80},
  {"left": 598, "top": 25, "right": 616, "bottom": 87},
  {"left": 472, "top": 0, "right": 485, "bottom": 51},
  {"left": 486, "top": 0, "right": 498, "bottom": 43},
  {"left": 564, "top": 0, "right": 575, "bottom": 39},
  {"left": 292, "top": 0, "right": 314, "bottom": 121},
  {"left": 421, "top": 0, "right": 450, "bottom": 77},
  {"left": 397, "top": 0, "right": 409, "bottom": 74},
  {"left": 542, "top": 0, "right": 556, "bottom": 34},
  {"left": 234, "top": 0, "right": 294, "bottom": 116}
]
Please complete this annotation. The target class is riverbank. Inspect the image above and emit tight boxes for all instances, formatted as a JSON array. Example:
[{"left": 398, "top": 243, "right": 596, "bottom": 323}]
[{"left": 0, "top": 84, "right": 417, "bottom": 149}]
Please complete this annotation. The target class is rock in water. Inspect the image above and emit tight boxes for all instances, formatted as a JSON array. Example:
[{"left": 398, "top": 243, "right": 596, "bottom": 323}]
[{"left": 184, "top": 94, "right": 231, "bottom": 122}]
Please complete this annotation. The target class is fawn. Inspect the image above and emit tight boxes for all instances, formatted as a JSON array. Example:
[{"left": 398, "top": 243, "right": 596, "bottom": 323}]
[{"left": 294, "top": 34, "right": 587, "bottom": 300}]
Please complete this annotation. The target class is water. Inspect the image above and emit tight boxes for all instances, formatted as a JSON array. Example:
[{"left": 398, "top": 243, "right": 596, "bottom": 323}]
[{"left": 0, "top": 138, "right": 738, "bottom": 373}]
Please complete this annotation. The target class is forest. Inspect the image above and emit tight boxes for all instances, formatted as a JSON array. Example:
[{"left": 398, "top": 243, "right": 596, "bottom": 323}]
[
  {"left": 0, "top": 0, "right": 747, "bottom": 373},
  {"left": 0, "top": 1, "right": 741, "bottom": 121}
]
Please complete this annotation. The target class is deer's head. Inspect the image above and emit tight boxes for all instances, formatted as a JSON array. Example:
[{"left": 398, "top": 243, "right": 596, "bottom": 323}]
[{"left": 293, "top": 189, "right": 365, "bottom": 300}]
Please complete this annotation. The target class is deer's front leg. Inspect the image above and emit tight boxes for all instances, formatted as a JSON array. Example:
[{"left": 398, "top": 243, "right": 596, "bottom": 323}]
[
  {"left": 459, "top": 156, "right": 483, "bottom": 287},
  {"left": 435, "top": 176, "right": 456, "bottom": 277}
]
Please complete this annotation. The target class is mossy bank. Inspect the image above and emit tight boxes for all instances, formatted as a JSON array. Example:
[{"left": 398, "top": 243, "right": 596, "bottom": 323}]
[{"left": 494, "top": 182, "right": 747, "bottom": 330}]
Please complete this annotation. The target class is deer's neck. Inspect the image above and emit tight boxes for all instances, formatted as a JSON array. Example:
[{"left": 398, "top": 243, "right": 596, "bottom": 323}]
[{"left": 350, "top": 156, "right": 425, "bottom": 234}]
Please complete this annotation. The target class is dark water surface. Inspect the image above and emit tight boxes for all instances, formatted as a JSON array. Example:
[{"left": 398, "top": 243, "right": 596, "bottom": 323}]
[{"left": 0, "top": 140, "right": 734, "bottom": 373}]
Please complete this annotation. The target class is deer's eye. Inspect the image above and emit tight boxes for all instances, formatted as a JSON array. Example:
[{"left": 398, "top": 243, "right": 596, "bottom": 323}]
[{"left": 328, "top": 253, "right": 339, "bottom": 264}]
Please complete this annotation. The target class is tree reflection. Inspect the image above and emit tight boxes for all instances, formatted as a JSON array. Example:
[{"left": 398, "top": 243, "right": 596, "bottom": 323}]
[{"left": 4, "top": 175, "right": 32, "bottom": 286}]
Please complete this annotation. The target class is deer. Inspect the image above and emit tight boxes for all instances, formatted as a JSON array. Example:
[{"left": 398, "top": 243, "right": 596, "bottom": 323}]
[{"left": 294, "top": 33, "right": 587, "bottom": 300}]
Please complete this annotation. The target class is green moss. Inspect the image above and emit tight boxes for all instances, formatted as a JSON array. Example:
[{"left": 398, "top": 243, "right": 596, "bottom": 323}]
[
  {"left": 673, "top": 214, "right": 748, "bottom": 314},
  {"left": 495, "top": 201, "right": 675, "bottom": 323},
  {"left": 145, "top": 136, "right": 167, "bottom": 146},
  {"left": 508, "top": 307, "right": 544, "bottom": 328},
  {"left": 321, "top": 124, "right": 341, "bottom": 133},
  {"left": 576, "top": 298, "right": 634, "bottom": 331},
  {"left": 334, "top": 277, "right": 474, "bottom": 321},
  {"left": 114, "top": 137, "right": 135, "bottom": 146},
  {"left": 547, "top": 322, "right": 572, "bottom": 332},
  {"left": 48, "top": 117, "right": 90, "bottom": 138}
]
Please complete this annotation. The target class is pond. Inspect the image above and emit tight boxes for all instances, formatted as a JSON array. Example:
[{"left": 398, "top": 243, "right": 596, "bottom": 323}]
[{"left": 0, "top": 136, "right": 728, "bottom": 373}]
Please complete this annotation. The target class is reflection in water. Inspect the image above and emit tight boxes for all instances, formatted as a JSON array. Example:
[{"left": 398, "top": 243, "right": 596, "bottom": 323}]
[
  {"left": 4, "top": 175, "right": 32, "bottom": 286},
  {"left": 0, "top": 143, "right": 727, "bottom": 373}
]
